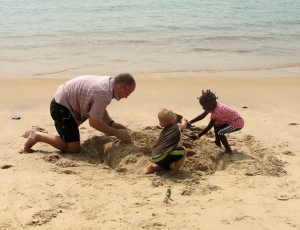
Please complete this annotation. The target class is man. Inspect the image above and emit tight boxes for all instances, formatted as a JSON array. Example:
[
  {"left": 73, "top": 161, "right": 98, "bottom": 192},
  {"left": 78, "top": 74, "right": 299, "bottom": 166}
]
[{"left": 24, "top": 73, "right": 136, "bottom": 153}]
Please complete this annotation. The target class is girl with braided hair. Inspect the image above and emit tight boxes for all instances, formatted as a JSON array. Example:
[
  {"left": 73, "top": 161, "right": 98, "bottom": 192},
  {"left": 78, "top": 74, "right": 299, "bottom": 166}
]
[{"left": 189, "top": 90, "right": 244, "bottom": 153}]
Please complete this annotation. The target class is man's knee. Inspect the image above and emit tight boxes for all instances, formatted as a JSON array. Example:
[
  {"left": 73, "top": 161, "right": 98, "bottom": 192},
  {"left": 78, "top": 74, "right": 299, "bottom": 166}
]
[{"left": 66, "top": 142, "right": 81, "bottom": 153}]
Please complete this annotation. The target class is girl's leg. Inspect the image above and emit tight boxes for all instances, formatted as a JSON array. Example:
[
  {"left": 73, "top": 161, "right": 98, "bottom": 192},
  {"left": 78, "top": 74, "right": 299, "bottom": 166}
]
[
  {"left": 217, "top": 134, "right": 232, "bottom": 153},
  {"left": 24, "top": 130, "right": 81, "bottom": 153},
  {"left": 215, "top": 125, "right": 241, "bottom": 152},
  {"left": 214, "top": 127, "right": 222, "bottom": 147},
  {"left": 214, "top": 135, "right": 222, "bottom": 147}
]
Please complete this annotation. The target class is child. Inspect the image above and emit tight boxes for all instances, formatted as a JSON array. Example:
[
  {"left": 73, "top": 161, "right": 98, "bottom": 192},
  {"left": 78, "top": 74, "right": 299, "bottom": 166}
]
[
  {"left": 142, "top": 108, "right": 188, "bottom": 175},
  {"left": 189, "top": 90, "right": 244, "bottom": 153}
]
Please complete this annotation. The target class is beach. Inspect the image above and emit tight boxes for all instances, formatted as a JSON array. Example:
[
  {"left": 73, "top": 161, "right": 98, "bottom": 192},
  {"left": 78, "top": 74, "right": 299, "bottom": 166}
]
[
  {"left": 1, "top": 0, "right": 300, "bottom": 228},
  {"left": 1, "top": 75, "right": 299, "bottom": 229}
]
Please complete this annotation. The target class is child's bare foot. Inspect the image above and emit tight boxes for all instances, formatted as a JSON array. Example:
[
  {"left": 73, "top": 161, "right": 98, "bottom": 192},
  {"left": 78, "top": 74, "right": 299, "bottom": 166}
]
[
  {"left": 141, "top": 169, "right": 148, "bottom": 175},
  {"left": 170, "top": 169, "right": 179, "bottom": 176},
  {"left": 24, "top": 130, "right": 38, "bottom": 153},
  {"left": 141, "top": 164, "right": 156, "bottom": 175},
  {"left": 211, "top": 140, "right": 221, "bottom": 147},
  {"left": 224, "top": 149, "right": 233, "bottom": 154}
]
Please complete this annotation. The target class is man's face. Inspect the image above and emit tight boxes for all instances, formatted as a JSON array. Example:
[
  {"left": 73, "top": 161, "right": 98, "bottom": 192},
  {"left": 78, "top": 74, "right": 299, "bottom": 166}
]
[{"left": 117, "top": 84, "right": 135, "bottom": 99}]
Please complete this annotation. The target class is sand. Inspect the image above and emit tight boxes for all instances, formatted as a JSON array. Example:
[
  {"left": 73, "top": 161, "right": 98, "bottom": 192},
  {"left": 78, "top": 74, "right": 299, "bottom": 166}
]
[{"left": 0, "top": 75, "right": 299, "bottom": 230}]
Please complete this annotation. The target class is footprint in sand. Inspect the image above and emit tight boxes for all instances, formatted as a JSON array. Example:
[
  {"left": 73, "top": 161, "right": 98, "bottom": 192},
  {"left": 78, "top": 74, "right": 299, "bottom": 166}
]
[{"left": 27, "top": 209, "right": 62, "bottom": 226}]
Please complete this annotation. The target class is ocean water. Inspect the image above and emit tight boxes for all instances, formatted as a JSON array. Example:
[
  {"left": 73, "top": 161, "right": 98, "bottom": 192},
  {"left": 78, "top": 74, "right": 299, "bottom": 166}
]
[{"left": 0, "top": 0, "right": 300, "bottom": 78}]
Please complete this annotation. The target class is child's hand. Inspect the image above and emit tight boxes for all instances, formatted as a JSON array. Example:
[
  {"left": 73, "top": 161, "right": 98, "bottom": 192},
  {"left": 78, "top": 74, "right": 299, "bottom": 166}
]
[
  {"left": 178, "top": 118, "right": 188, "bottom": 130},
  {"left": 189, "top": 135, "right": 198, "bottom": 141}
]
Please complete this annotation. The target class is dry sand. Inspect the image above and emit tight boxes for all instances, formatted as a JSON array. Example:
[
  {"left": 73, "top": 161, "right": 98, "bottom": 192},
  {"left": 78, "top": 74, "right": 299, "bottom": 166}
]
[{"left": 0, "top": 75, "right": 299, "bottom": 230}]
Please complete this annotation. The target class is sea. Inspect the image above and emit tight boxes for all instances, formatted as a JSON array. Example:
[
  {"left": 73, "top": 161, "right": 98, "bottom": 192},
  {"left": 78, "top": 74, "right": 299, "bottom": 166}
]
[{"left": 0, "top": 0, "right": 300, "bottom": 78}]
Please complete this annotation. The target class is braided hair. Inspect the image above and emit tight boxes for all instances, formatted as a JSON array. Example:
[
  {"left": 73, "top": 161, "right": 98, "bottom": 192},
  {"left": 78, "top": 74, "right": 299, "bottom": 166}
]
[{"left": 199, "top": 90, "right": 218, "bottom": 107}]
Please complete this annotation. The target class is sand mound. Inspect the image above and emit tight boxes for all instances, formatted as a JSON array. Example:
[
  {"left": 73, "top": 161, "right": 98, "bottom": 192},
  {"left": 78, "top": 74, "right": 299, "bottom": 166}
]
[
  {"left": 78, "top": 126, "right": 286, "bottom": 177},
  {"left": 78, "top": 126, "right": 223, "bottom": 174},
  {"left": 26, "top": 126, "right": 286, "bottom": 177}
]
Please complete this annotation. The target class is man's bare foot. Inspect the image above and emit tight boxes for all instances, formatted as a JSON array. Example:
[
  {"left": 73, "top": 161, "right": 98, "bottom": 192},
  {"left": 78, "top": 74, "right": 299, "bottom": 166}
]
[
  {"left": 24, "top": 130, "right": 38, "bottom": 153},
  {"left": 18, "top": 149, "right": 37, "bottom": 154}
]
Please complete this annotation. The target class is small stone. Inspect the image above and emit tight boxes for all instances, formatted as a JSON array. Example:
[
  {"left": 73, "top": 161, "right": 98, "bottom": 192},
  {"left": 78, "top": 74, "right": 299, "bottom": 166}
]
[{"left": 1, "top": 165, "right": 13, "bottom": 169}]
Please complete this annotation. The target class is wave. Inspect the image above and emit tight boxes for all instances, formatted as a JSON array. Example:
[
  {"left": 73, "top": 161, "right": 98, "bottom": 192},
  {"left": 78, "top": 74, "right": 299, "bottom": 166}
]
[
  {"left": 193, "top": 47, "right": 252, "bottom": 54},
  {"left": 31, "top": 68, "right": 81, "bottom": 77},
  {"left": 136, "top": 63, "right": 300, "bottom": 75}
]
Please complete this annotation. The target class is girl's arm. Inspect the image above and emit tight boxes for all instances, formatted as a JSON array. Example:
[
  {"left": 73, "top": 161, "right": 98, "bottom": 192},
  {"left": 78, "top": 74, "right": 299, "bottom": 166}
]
[
  {"left": 189, "top": 120, "right": 216, "bottom": 141},
  {"left": 189, "top": 111, "right": 209, "bottom": 124}
]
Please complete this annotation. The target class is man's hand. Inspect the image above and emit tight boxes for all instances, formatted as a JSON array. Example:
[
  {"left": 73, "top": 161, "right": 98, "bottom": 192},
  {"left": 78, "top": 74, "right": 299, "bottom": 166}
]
[
  {"left": 115, "top": 129, "right": 131, "bottom": 142},
  {"left": 89, "top": 117, "right": 131, "bottom": 142}
]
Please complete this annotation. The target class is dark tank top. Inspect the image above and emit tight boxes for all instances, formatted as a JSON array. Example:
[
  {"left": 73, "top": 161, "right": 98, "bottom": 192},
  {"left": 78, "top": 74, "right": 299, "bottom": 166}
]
[{"left": 152, "top": 123, "right": 180, "bottom": 158}]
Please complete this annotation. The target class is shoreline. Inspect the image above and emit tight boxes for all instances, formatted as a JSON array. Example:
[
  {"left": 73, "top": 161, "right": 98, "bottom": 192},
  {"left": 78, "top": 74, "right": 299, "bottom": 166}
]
[{"left": 1, "top": 66, "right": 300, "bottom": 79}]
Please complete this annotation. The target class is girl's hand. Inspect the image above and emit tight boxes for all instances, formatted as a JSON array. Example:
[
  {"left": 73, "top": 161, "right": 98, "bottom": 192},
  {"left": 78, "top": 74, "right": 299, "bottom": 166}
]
[{"left": 189, "top": 135, "right": 198, "bottom": 141}]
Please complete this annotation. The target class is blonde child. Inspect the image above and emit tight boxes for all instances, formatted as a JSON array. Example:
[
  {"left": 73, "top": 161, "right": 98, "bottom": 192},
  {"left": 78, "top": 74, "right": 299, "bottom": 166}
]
[{"left": 142, "top": 108, "right": 188, "bottom": 175}]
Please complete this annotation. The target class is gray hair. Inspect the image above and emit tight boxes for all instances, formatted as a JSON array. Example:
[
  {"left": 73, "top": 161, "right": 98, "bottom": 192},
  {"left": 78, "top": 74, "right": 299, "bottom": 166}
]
[{"left": 114, "top": 73, "right": 135, "bottom": 86}]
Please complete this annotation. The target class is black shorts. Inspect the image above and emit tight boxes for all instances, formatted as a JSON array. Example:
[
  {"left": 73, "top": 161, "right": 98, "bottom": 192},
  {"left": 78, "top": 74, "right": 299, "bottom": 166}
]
[
  {"left": 214, "top": 124, "right": 242, "bottom": 136},
  {"left": 50, "top": 99, "right": 80, "bottom": 142},
  {"left": 152, "top": 146, "right": 186, "bottom": 170}
]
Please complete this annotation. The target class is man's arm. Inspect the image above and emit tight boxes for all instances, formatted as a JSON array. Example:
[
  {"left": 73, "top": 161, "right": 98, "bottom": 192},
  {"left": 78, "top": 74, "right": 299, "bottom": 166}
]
[
  {"left": 102, "top": 109, "right": 127, "bottom": 129},
  {"left": 89, "top": 116, "right": 131, "bottom": 141},
  {"left": 102, "top": 109, "right": 112, "bottom": 124}
]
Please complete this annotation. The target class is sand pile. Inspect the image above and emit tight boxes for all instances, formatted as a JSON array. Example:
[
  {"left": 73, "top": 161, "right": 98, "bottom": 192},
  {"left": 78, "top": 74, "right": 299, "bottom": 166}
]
[
  {"left": 75, "top": 126, "right": 222, "bottom": 174},
  {"left": 35, "top": 126, "right": 286, "bottom": 179}
]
